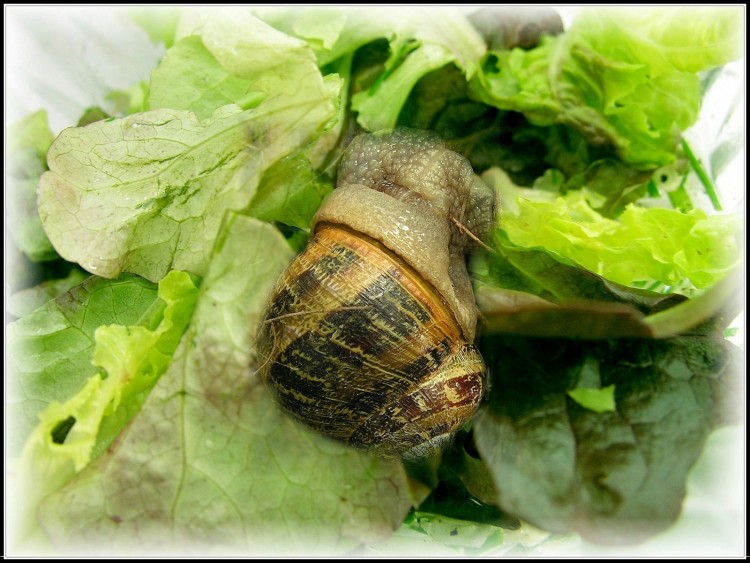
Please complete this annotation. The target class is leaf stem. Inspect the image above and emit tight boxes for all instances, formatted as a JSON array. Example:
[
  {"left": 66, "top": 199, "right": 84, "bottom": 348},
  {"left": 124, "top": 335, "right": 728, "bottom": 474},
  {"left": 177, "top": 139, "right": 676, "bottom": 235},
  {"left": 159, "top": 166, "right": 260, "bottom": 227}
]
[{"left": 681, "top": 138, "right": 722, "bottom": 211}]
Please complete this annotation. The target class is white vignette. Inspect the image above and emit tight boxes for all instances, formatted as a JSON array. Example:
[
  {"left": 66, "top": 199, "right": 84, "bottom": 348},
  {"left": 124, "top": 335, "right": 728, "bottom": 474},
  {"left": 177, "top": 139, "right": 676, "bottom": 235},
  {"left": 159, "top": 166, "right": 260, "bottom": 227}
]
[{"left": 3, "top": 3, "right": 746, "bottom": 558}]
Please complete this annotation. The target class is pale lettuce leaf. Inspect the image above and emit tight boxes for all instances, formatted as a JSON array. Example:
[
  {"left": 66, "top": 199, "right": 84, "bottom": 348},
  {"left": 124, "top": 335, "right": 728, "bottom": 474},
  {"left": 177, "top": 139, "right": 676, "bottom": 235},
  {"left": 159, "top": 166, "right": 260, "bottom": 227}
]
[
  {"left": 38, "top": 11, "right": 336, "bottom": 282},
  {"left": 259, "top": 7, "right": 485, "bottom": 70},
  {"left": 8, "top": 110, "right": 58, "bottom": 261},
  {"left": 37, "top": 215, "right": 412, "bottom": 555},
  {"left": 148, "top": 35, "right": 262, "bottom": 120}
]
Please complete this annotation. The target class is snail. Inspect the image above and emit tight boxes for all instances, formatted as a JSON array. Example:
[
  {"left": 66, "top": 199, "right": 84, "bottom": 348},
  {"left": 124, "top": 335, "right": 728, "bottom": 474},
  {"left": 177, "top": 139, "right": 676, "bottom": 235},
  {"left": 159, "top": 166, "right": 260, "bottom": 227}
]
[{"left": 256, "top": 129, "right": 496, "bottom": 460}]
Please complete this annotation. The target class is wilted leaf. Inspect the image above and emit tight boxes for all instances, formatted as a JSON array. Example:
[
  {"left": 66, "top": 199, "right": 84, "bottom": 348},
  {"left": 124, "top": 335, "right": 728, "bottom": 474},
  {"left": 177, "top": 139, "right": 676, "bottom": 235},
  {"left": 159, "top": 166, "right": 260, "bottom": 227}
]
[{"left": 476, "top": 285, "right": 655, "bottom": 339}]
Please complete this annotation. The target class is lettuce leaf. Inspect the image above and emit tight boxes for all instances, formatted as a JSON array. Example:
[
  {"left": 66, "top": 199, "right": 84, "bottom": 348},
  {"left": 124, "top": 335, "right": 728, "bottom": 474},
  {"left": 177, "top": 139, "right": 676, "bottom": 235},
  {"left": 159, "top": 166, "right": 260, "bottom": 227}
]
[
  {"left": 257, "top": 7, "right": 394, "bottom": 67},
  {"left": 7, "top": 110, "right": 58, "bottom": 262},
  {"left": 7, "top": 267, "right": 89, "bottom": 319},
  {"left": 13, "top": 271, "right": 198, "bottom": 539},
  {"left": 474, "top": 333, "right": 742, "bottom": 545},
  {"left": 38, "top": 12, "right": 336, "bottom": 282},
  {"left": 351, "top": 9, "right": 485, "bottom": 131},
  {"left": 260, "top": 7, "right": 485, "bottom": 71},
  {"left": 261, "top": 7, "right": 485, "bottom": 132},
  {"left": 36, "top": 215, "right": 411, "bottom": 555},
  {"left": 246, "top": 152, "right": 333, "bottom": 229},
  {"left": 148, "top": 35, "right": 262, "bottom": 120},
  {"left": 498, "top": 191, "right": 742, "bottom": 294},
  {"left": 352, "top": 42, "right": 457, "bottom": 131},
  {"left": 471, "top": 7, "right": 743, "bottom": 168},
  {"left": 8, "top": 274, "right": 160, "bottom": 455},
  {"left": 567, "top": 385, "right": 616, "bottom": 414}
]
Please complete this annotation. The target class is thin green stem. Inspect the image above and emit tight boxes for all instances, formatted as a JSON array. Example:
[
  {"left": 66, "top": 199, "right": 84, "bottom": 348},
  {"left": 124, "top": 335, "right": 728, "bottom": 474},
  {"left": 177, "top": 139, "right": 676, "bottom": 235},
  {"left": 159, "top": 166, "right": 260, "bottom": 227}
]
[{"left": 681, "top": 138, "right": 722, "bottom": 211}]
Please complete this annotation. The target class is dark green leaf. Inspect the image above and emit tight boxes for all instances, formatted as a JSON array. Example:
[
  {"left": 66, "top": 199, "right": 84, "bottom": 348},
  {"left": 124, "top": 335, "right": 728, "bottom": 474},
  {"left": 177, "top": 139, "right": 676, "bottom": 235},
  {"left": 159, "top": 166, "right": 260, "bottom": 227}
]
[
  {"left": 473, "top": 333, "right": 742, "bottom": 544},
  {"left": 416, "top": 434, "right": 519, "bottom": 530}
]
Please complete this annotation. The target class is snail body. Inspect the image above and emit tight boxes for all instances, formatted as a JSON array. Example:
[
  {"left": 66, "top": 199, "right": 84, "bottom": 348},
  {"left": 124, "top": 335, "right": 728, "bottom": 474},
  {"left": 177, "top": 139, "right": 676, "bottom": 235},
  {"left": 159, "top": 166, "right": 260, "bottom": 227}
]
[{"left": 256, "top": 129, "right": 495, "bottom": 459}]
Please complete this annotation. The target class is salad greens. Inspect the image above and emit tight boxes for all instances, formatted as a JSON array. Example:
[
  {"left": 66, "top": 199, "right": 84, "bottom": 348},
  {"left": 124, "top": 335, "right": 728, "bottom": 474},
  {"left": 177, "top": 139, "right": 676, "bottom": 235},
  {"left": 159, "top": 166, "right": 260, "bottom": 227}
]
[
  {"left": 37, "top": 11, "right": 337, "bottom": 282},
  {"left": 6, "top": 6, "right": 744, "bottom": 556},
  {"left": 35, "top": 216, "right": 411, "bottom": 555},
  {"left": 470, "top": 8, "right": 742, "bottom": 169}
]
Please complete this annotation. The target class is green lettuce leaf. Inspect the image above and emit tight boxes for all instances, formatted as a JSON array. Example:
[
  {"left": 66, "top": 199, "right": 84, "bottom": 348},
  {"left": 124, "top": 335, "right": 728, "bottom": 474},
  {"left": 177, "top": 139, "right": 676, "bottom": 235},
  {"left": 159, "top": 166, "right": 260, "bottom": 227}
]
[
  {"left": 8, "top": 110, "right": 58, "bottom": 262},
  {"left": 7, "top": 267, "right": 89, "bottom": 319},
  {"left": 36, "top": 215, "right": 411, "bottom": 555},
  {"left": 148, "top": 35, "right": 262, "bottom": 120},
  {"left": 470, "top": 7, "right": 742, "bottom": 168},
  {"left": 351, "top": 9, "right": 485, "bottom": 131},
  {"left": 246, "top": 151, "right": 333, "bottom": 229},
  {"left": 567, "top": 385, "right": 616, "bottom": 414},
  {"left": 16, "top": 271, "right": 198, "bottom": 507},
  {"left": 580, "top": 8, "right": 743, "bottom": 74},
  {"left": 352, "top": 43, "right": 456, "bottom": 132},
  {"left": 8, "top": 274, "right": 160, "bottom": 455},
  {"left": 90, "top": 270, "right": 199, "bottom": 458},
  {"left": 262, "top": 7, "right": 485, "bottom": 132},
  {"left": 498, "top": 191, "right": 742, "bottom": 294},
  {"left": 38, "top": 12, "right": 336, "bottom": 282}
]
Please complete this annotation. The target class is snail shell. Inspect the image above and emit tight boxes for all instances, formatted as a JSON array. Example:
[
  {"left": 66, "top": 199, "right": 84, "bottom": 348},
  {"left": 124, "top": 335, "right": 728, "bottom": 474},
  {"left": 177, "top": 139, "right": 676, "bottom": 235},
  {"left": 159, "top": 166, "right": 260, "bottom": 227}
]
[{"left": 256, "top": 129, "right": 496, "bottom": 459}]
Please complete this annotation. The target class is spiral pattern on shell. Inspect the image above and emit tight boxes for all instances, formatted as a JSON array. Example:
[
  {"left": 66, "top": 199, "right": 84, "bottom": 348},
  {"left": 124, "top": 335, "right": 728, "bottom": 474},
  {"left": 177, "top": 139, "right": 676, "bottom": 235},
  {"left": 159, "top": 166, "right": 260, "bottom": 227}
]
[{"left": 256, "top": 129, "right": 495, "bottom": 459}]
